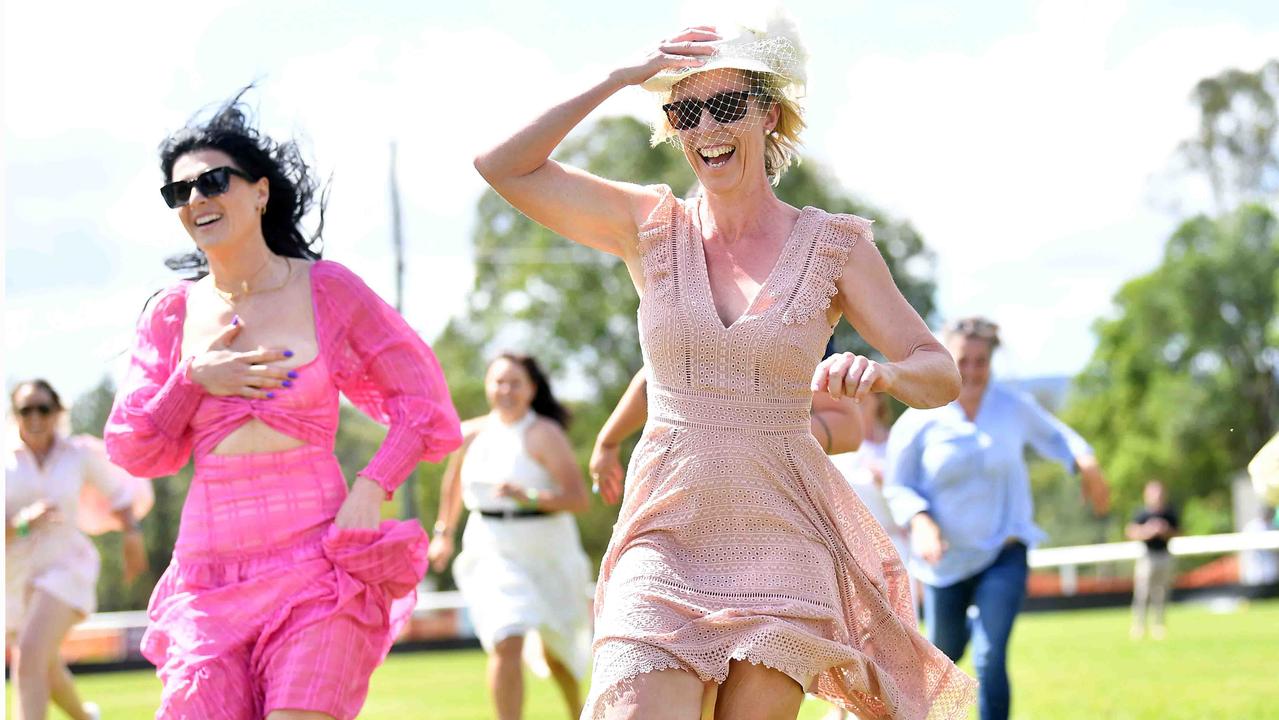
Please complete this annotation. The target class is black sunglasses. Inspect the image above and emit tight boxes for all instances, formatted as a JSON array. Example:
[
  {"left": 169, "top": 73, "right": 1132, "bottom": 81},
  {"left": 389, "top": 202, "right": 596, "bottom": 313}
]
[
  {"left": 662, "top": 90, "right": 755, "bottom": 131},
  {"left": 17, "top": 404, "right": 54, "bottom": 418},
  {"left": 160, "top": 166, "right": 255, "bottom": 209}
]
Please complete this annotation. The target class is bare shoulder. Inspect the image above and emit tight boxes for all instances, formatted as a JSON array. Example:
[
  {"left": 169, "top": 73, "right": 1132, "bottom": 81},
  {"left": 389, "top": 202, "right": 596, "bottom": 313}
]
[
  {"left": 460, "top": 416, "right": 489, "bottom": 443},
  {"left": 526, "top": 415, "right": 570, "bottom": 444}
]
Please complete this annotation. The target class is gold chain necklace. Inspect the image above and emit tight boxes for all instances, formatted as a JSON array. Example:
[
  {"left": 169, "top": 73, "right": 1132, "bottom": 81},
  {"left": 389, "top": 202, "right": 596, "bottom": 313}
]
[{"left": 212, "top": 257, "right": 293, "bottom": 306}]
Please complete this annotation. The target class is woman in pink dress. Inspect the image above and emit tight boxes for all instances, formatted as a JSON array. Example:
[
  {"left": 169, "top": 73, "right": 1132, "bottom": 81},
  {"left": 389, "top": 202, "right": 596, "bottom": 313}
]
[
  {"left": 475, "top": 15, "right": 974, "bottom": 720},
  {"left": 104, "top": 92, "right": 462, "bottom": 720}
]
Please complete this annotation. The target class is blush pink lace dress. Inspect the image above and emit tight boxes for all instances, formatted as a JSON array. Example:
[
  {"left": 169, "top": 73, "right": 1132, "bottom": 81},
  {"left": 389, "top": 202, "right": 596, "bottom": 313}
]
[{"left": 584, "top": 187, "right": 976, "bottom": 719}]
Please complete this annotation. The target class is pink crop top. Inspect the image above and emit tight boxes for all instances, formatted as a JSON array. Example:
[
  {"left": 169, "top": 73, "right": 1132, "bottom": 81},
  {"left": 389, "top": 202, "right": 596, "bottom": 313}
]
[{"left": 104, "top": 260, "right": 463, "bottom": 496}]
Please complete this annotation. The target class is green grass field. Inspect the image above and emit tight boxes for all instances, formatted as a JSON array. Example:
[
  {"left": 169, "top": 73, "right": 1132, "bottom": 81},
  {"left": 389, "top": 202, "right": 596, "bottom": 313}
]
[{"left": 9, "top": 600, "right": 1278, "bottom": 719}]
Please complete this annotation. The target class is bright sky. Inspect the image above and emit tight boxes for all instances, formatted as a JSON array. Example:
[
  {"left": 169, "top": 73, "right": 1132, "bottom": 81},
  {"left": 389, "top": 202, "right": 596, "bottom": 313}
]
[{"left": 4, "top": 0, "right": 1278, "bottom": 404}]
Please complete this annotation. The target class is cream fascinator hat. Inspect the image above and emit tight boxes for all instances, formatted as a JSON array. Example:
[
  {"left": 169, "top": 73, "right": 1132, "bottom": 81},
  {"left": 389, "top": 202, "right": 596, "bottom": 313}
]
[{"left": 640, "top": 11, "right": 808, "bottom": 100}]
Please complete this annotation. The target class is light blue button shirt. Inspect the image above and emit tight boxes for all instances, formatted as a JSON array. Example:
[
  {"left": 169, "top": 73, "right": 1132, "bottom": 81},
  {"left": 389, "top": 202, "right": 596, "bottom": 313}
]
[{"left": 884, "top": 383, "right": 1092, "bottom": 587}]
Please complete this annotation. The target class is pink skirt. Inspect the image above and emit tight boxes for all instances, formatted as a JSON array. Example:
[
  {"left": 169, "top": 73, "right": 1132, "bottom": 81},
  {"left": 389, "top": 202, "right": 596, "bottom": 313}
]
[{"left": 144, "top": 447, "right": 426, "bottom": 720}]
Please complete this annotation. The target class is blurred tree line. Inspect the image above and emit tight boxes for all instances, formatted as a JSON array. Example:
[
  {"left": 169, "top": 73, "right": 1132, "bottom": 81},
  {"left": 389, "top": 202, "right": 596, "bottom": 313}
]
[{"left": 1059, "top": 59, "right": 1278, "bottom": 536}]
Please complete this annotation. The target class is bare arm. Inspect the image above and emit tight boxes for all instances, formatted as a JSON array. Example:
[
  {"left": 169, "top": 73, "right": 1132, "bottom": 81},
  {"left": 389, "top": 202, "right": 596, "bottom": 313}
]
[
  {"left": 1075, "top": 454, "right": 1112, "bottom": 516},
  {"left": 518, "top": 420, "right": 591, "bottom": 514},
  {"left": 822, "top": 239, "right": 961, "bottom": 409},
  {"left": 428, "top": 419, "right": 483, "bottom": 572},
  {"left": 112, "top": 507, "right": 148, "bottom": 583},
  {"left": 811, "top": 391, "right": 863, "bottom": 454},
  {"left": 591, "top": 368, "right": 650, "bottom": 505},
  {"left": 474, "top": 29, "right": 717, "bottom": 258},
  {"left": 602, "top": 368, "right": 651, "bottom": 442}
]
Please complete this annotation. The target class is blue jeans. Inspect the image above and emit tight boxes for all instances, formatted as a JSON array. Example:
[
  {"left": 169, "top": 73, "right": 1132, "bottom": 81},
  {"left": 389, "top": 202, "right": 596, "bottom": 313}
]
[{"left": 923, "top": 542, "right": 1028, "bottom": 720}]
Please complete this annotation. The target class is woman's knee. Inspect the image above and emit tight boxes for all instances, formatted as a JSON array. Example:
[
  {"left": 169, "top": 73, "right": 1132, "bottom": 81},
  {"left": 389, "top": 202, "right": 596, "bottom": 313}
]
[
  {"left": 599, "top": 669, "right": 704, "bottom": 720},
  {"left": 493, "top": 634, "right": 525, "bottom": 660}
]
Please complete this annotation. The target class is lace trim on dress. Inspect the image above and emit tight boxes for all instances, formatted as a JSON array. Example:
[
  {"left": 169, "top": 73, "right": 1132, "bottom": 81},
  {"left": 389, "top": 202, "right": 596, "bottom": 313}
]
[
  {"left": 781, "top": 213, "right": 873, "bottom": 326},
  {"left": 636, "top": 184, "right": 679, "bottom": 304}
]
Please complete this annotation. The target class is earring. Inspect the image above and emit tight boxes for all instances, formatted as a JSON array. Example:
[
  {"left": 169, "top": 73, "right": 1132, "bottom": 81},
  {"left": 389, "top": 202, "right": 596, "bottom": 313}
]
[{"left": 258, "top": 205, "right": 266, "bottom": 216}]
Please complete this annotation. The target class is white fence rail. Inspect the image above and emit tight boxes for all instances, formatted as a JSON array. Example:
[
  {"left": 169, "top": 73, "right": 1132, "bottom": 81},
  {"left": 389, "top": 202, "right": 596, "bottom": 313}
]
[
  {"left": 77, "top": 532, "right": 1279, "bottom": 631},
  {"left": 1028, "top": 530, "right": 1279, "bottom": 596}
]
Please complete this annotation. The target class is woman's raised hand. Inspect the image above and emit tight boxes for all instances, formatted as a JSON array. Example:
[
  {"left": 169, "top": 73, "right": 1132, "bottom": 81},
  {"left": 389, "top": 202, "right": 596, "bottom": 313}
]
[
  {"left": 188, "top": 318, "right": 295, "bottom": 399},
  {"left": 610, "top": 27, "right": 719, "bottom": 87}
]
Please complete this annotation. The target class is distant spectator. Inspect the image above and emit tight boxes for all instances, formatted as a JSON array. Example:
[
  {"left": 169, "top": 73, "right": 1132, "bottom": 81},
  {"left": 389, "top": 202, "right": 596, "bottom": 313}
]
[{"left": 1126, "top": 480, "right": 1180, "bottom": 639}]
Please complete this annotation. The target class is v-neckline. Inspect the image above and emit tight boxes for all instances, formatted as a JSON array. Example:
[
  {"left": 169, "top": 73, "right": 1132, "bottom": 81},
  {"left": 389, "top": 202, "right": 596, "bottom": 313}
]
[{"left": 690, "top": 200, "right": 816, "bottom": 332}]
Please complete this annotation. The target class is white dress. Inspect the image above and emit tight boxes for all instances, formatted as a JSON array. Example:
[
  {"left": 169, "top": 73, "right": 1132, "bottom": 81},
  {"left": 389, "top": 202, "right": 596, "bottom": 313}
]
[
  {"left": 5, "top": 433, "right": 151, "bottom": 632},
  {"left": 452, "top": 412, "right": 592, "bottom": 680},
  {"left": 829, "top": 437, "right": 910, "bottom": 563}
]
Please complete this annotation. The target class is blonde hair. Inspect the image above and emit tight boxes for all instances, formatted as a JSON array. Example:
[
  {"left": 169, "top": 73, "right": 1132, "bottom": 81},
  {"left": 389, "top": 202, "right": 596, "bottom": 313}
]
[{"left": 651, "top": 69, "right": 805, "bottom": 185}]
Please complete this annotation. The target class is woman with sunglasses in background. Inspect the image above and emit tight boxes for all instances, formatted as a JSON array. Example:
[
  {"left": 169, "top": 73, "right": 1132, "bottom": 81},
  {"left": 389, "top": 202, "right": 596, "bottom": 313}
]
[
  {"left": 104, "top": 90, "right": 462, "bottom": 720},
  {"left": 475, "top": 13, "right": 973, "bottom": 719},
  {"left": 884, "top": 317, "right": 1111, "bottom": 720},
  {"left": 7, "top": 379, "right": 150, "bottom": 720}
]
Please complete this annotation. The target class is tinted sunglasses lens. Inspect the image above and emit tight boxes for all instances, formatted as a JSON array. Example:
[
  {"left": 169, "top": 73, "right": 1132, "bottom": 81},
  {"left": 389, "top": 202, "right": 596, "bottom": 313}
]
[
  {"left": 194, "top": 167, "right": 233, "bottom": 198},
  {"left": 160, "top": 168, "right": 236, "bottom": 209},
  {"left": 160, "top": 180, "right": 190, "bottom": 209},
  {"left": 664, "top": 100, "right": 702, "bottom": 131},
  {"left": 707, "top": 92, "right": 750, "bottom": 124},
  {"left": 18, "top": 405, "right": 52, "bottom": 417}
]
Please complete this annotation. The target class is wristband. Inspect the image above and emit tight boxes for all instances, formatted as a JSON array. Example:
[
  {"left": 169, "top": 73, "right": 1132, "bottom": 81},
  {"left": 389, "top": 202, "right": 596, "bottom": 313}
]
[
  {"left": 522, "top": 488, "right": 541, "bottom": 509},
  {"left": 432, "top": 521, "right": 450, "bottom": 536}
]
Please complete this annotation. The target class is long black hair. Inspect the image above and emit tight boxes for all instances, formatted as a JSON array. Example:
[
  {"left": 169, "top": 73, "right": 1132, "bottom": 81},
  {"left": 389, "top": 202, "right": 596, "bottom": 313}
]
[
  {"left": 158, "top": 86, "right": 326, "bottom": 273},
  {"left": 495, "top": 353, "right": 571, "bottom": 429}
]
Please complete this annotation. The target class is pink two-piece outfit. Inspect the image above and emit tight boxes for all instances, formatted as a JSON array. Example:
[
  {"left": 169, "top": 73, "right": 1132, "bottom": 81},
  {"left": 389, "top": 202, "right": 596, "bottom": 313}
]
[{"left": 105, "top": 260, "right": 462, "bottom": 720}]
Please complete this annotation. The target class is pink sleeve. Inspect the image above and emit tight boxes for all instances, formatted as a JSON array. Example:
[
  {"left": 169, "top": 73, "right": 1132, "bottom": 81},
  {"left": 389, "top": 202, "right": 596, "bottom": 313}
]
[
  {"left": 104, "top": 286, "right": 203, "bottom": 478},
  {"left": 317, "top": 262, "right": 463, "bottom": 496}
]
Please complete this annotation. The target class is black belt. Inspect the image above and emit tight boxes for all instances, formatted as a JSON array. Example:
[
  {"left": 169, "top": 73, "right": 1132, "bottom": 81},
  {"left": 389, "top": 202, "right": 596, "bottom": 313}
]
[{"left": 477, "top": 508, "right": 549, "bottom": 519}]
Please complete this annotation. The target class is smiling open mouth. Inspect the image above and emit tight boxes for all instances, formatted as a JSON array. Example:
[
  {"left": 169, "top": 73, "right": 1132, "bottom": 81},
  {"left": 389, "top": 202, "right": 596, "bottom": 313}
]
[
  {"left": 194, "top": 214, "right": 223, "bottom": 227},
  {"left": 699, "top": 144, "right": 736, "bottom": 168}
]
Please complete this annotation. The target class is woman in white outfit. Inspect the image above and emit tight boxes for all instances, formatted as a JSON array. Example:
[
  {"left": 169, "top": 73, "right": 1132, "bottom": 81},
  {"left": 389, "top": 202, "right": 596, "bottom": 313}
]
[
  {"left": 429, "top": 353, "right": 592, "bottom": 720},
  {"left": 6, "top": 379, "right": 151, "bottom": 720},
  {"left": 829, "top": 393, "right": 908, "bottom": 563}
]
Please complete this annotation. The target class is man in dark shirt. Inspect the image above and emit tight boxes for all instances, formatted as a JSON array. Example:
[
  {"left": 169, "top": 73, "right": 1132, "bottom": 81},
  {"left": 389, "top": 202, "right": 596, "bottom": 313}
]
[{"left": 1126, "top": 480, "right": 1180, "bottom": 639}]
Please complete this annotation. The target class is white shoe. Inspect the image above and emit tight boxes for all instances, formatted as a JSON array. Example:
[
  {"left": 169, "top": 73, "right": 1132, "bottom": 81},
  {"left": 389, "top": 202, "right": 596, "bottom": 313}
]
[{"left": 83, "top": 701, "right": 101, "bottom": 720}]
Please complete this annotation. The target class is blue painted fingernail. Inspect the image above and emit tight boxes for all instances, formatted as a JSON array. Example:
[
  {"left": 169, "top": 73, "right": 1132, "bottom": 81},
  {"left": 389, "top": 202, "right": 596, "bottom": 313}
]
[
  {"left": 283, "top": 350, "right": 294, "bottom": 358},
  {"left": 287, "top": 370, "right": 299, "bottom": 379},
  {"left": 267, "top": 392, "right": 276, "bottom": 399},
  {"left": 283, "top": 380, "right": 293, "bottom": 388}
]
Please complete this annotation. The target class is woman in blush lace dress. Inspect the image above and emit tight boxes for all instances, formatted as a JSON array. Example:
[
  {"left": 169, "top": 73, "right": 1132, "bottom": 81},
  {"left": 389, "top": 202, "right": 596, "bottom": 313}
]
[{"left": 474, "top": 15, "right": 974, "bottom": 720}]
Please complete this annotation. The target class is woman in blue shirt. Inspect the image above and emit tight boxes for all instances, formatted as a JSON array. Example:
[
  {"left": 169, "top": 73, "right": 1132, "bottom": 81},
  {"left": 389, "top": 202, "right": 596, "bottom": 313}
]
[{"left": 885, "top": 316, "right": 1110, "bottom": 720}]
